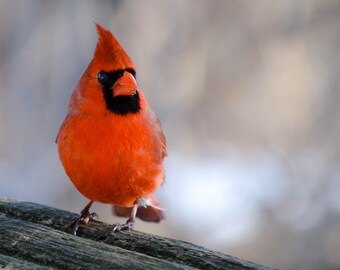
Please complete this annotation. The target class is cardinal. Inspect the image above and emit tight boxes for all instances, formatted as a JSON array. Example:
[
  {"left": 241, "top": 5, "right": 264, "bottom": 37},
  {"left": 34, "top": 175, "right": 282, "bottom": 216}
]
[{"left": 56, "top": 23, "right": 167, "bottom": 235}]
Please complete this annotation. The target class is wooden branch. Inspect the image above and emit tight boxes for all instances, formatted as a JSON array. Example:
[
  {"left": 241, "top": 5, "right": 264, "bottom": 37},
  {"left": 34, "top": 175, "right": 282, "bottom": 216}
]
[{"left": 0, "top": 198, "right": 274, "bottom": 270}]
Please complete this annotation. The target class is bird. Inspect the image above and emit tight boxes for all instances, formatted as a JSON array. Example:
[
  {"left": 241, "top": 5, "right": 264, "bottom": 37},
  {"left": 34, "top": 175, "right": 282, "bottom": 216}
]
[{"left": 56, "top": 23, "right": 167, "bottom": 235}]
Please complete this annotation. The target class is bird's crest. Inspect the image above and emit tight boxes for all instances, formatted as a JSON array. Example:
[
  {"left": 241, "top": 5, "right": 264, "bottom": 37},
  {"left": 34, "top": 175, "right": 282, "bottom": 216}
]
[{"left": 92, "top": 23, "right": 135, "bottom": 71}]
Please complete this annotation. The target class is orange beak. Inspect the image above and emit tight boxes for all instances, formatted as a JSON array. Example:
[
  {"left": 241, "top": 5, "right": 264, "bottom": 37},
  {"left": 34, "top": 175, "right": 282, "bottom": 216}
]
[{"left": 112, "top": 71, "right": 137, "bottom": 97}]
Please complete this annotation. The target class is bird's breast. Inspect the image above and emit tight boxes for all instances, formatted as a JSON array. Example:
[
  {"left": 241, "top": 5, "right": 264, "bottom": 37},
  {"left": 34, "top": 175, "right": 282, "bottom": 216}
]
[{"left": 57, "top": 111, "right": 164, "bottom": 206}]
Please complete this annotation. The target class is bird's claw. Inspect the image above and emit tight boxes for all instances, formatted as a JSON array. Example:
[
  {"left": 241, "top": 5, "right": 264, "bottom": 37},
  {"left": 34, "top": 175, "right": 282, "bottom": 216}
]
[
  {"left": 112, "top": 219, "right": 135, "bottom": 233},
  {"left": 70, "top": 211, "right": 98, "bottom": 235}
]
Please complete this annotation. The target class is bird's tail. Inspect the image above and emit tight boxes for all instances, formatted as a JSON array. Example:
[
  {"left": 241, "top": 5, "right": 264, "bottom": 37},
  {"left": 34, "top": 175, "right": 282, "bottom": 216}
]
[{"left": 112, "top": 194, "right": 165, "bottom": 222}]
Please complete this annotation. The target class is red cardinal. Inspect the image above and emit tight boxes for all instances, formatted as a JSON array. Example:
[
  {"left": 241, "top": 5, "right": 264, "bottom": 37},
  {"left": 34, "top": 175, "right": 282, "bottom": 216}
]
[{"left": 56, "top": 23, "right": 167, "bottom": 234}]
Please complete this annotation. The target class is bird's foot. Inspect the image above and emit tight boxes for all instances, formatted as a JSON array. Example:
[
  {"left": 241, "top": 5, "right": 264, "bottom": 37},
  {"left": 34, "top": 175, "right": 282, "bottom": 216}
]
[
  {"left": 112, "top": 218, "right": 135, "bottom": 233},
  {"left": 69, "top": 204, "right": 98, "bottom": 235}
]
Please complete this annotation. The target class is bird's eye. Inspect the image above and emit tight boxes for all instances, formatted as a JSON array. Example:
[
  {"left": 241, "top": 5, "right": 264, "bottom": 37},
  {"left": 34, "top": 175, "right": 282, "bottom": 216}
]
[{"left": 97, "top": 71, "right": 109, "bottom": 83}]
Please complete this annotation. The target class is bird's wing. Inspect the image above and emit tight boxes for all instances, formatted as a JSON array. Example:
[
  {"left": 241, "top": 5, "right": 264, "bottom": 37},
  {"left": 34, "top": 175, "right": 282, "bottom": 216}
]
[{"left": 155, "top": 117, "right": 167, "bottom": 158}]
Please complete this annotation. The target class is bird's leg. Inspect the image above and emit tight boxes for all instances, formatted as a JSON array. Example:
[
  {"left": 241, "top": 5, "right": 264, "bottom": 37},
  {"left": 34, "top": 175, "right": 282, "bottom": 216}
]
[
  {"left": 69, "top": 200, "right": 98, "bottom": 235},
  {"left": 112, "top": 202, "right": 138, "bottom": 233}
]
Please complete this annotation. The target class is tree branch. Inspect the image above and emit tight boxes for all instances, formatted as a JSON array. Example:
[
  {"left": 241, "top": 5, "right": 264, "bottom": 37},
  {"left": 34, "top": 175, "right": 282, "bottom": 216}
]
[{"left": 0, "top": 198, "right": 274, "bottom": 270}]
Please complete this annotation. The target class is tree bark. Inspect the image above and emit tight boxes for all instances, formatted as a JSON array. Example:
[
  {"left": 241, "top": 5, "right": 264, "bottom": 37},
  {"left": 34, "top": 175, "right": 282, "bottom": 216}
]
[{"left": 0, "top": 198, "right": 274, "bottom": 270}]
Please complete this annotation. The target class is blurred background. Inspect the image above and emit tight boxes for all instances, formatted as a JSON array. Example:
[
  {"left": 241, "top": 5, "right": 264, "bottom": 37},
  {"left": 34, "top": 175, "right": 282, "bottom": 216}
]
[{"left": 0, "top": 0, "right": 340, "bottom": 269}]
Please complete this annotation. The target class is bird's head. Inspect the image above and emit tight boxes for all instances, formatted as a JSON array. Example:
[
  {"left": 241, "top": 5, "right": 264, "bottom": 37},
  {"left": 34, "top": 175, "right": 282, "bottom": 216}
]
[{"left": 73, "top": 23, "right": 141, "bottom": 115}]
